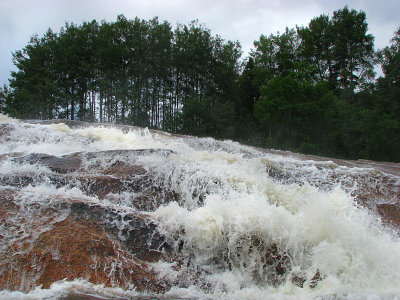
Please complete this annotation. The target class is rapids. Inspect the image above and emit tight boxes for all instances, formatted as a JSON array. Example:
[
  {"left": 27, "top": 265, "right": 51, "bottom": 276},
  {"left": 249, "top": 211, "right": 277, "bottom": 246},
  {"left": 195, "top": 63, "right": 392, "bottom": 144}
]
[{"left": 0, "top": 115, "right": 400, "bottom": 299}]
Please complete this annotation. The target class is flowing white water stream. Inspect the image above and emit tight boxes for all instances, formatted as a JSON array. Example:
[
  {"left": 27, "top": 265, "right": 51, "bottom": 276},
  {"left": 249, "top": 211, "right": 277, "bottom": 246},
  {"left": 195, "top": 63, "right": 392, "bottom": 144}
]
[{"left": 0, "top": 115, "right": 400, "bottom": 299}]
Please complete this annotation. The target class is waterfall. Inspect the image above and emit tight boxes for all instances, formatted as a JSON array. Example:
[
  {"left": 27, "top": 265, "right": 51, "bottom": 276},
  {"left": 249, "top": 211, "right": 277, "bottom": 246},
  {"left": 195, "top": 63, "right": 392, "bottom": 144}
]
[{"left": 1, "top": 115, "right": 399, "bottom": 299}]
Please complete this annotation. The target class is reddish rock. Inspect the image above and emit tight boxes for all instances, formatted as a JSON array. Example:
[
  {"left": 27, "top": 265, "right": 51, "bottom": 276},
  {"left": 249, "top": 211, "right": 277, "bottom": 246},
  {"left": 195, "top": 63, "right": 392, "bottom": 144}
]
[
  {"left": 0, "top": 146, "right": 179, "bottom": 294},
  {"left": 0, "top": 190, "right": 173, "bottom": 293},
  {"left": 0, "top": 146, "right": 184, "bottom": 294},
  {"left": 376, "top": 203, "right": 400, "bottom": 229},
  {"left": 2, "top": 150, "right": 178, "bottom": 210},
  {"left": 2, "top": 119, "right": 400, "bottom": 295}
]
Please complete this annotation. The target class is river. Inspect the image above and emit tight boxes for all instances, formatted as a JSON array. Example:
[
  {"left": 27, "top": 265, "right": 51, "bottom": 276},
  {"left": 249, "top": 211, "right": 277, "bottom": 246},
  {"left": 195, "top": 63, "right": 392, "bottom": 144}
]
[{"left": 0, "top": 115, "right": 399, "bottom": 299}]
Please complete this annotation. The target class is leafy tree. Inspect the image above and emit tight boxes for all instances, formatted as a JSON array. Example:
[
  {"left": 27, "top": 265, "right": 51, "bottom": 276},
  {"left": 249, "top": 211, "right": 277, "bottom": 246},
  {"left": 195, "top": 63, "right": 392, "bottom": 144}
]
[
  {"left": 4, "top": 12, "right": 399, "bottom": 162},
  {"left": 297, "top": 15, "right": 334, "bottom": 85},
  {"left": 8, "top": 30, "right": 58, "bottom": 119},
  {"left": 251, "top": 27, "right": 300, "bottom": 80},
  {"left": 171, "top": 21, "right": 240, "bottom": 135},
  {"left": 369, "top": 27, "right": 400, "bottom": 161},
  {"left": 0, "top": 85, "right": 10, "bottom": 114},
  {"left": 377, "top": 27, "right": 400, "bottom": 88},
  {"left": 331, "top": 6, "right": 375, "bottom": 91},
  {"left": 235, "top": 57, "right": 262, "bottom": 141},
  {"left": 254, "top": 75, "right": 340, "bottom": 155},
  {"left": 181, "top": 96, "right": 235, "bottom": 138},
  {"left": 298, "top": 7, "right": 375, "bottom": 92}
]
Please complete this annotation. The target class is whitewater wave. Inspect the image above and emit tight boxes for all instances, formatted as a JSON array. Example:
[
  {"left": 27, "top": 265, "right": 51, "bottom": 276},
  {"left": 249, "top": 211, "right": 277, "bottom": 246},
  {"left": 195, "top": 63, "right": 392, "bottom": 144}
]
[{"left": 0, "top": 116, "right": 399, "bottom": 299}]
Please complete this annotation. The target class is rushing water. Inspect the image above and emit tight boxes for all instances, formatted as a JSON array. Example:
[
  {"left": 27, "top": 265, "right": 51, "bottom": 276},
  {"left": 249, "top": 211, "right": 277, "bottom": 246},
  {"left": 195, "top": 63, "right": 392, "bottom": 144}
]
[{"left": 0, "top": 115, "right": 400, "bottom": 299}]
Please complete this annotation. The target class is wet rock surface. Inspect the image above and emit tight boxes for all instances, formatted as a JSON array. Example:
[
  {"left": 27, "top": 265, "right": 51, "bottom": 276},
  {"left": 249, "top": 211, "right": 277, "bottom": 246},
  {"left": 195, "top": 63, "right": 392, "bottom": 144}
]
[
  {"left": 1, "top": 119, "right": 400, "bottom": 296},
  {"left": 0, "top": 148, "right": 181, "bottom": 293},
  {"left": 265, "top": 156, "right": 400, "bottom": 232},
  {"left": 0, "top": 195, "right": 170, "bottom": 293},
  {"left": 376, "top": 203, "right": 400, "bottom": 228},
  {"left": 0, "top": 190, "right": 175, "bottom": 293}
]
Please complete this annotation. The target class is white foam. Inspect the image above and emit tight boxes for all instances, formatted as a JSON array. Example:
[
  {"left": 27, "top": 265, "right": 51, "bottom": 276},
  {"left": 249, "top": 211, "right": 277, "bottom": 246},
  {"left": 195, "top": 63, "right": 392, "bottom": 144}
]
[
  {"left": 1, "top": 118, "right": 400, "bottom": 299},
  {"left": 0, "top": 279, "right": 142, "bottom": 300},
  {"left": 0, "top": 114, "right": 19, "bottom": 124}
]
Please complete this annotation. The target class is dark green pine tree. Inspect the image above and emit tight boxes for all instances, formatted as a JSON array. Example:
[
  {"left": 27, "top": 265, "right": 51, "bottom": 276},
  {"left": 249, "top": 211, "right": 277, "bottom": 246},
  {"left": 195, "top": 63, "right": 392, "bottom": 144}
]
[
  {"left": 366, "top": 27, "right": 400, "bottom": 161},
  {"left": 0, "top": 85, "right": 10, "bottom": 114},
  {"left": 8, "top": 30, "right": 58, "bottom": 119},
  {"left": 331, "top": 6, "right": 375, "bottom": 92}
]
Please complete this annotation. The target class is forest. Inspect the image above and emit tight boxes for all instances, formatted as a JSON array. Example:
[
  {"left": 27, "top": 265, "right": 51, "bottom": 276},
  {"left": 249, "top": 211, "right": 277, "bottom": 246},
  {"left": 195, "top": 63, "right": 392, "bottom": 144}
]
[{"left": 1, "top": 6, "right": 399, "bottom": 162}]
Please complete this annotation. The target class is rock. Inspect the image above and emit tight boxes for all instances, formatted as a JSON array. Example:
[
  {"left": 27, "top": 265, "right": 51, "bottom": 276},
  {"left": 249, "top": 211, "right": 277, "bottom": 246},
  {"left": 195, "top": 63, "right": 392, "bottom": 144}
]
[
  {"left": 266, "top": 159, "right": 400, "bottom": 232},
  {"left": 2, "top": 150, "right": 178, "bottom": 210},
  {"left": 376, "top": 203, "right": 400, "bottom": 229},
  {"left": 0, "top": 124, "right": 15, "bottom": 142},
  {"left": 69, "top": 202, "right": 171, "bottom": 262},
  {"left": 13, "top": 153, "right": 81, "bottom": 173},
  {"left": 290, "top": 270, "right": 322, "bottom": 289},
  {"left": 0, "top": 190, "right": 173, "bottom": 293},
  {"left": 2, "top": 119, "right": 400, "bottom": 296},
  {"left": 0, "top": 149, "right": 181, "bottom": 293}
]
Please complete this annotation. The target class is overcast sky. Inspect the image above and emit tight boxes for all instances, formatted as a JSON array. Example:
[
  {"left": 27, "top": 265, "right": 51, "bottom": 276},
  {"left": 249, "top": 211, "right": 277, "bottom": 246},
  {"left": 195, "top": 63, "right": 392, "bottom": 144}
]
[{"left": 1, "top": 0, "right": 399, "bottom": 87}]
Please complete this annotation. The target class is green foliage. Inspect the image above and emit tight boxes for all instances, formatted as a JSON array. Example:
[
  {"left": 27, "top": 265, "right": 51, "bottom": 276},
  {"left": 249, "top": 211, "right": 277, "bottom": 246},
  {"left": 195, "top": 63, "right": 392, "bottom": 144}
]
[
  {"left": 3, "top": 10, "right": 400, "bottom": 162},
  {"left": 370, "top": 27, "right": 400, "bottom": 161},
  {"left": 0, "top": 85, "right": 9, "bottom": 114},
  {"left": 5, "top": 16, "right": 240, "bottom": 132},
  {"left": 248, "top": 6, "right": 398, "bottom": 161},
  {"left": 377, "top": 27, "right": 400, "bottom": 90},
  {"left": 180, "top": 97, "right": 235, "bottom": 138},
  {"left": 254, "top": 76, "right": 338, "bottom": 155},
  {"left": 297, "top": 6, "right": 375, "bottom": 91},
  {"left": 251, "top": 27, "right": 300, "bottom": 80}
]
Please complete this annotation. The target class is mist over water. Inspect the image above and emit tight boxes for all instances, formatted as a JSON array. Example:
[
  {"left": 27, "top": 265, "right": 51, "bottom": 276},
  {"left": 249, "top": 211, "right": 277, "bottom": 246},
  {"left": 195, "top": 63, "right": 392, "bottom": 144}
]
[{"left": 1, "top": 115, "right": 400, "bottom": 299}]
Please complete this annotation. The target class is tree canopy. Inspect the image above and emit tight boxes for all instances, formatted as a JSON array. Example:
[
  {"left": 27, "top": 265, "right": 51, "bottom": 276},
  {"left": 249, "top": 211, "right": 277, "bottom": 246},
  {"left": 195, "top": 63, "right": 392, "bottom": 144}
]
[{"left": 2, "top": 8, "right": 400, "bottom": 162}]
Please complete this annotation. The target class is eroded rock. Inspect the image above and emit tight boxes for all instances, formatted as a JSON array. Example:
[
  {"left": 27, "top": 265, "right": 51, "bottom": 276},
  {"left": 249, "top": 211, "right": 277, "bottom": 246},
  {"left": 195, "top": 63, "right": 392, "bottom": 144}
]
[
  {"left": 0, "top": 191, "right": 173, "bottom": 293},
  {"left": 0, "top": 148, "right": 180, "bottom": 293}
]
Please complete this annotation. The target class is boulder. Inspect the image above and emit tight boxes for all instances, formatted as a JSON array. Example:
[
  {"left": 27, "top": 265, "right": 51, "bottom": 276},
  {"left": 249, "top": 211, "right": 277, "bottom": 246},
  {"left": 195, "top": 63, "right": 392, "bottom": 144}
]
[{"left": 0, "top": 149, "right": 180, "bottom": 293}]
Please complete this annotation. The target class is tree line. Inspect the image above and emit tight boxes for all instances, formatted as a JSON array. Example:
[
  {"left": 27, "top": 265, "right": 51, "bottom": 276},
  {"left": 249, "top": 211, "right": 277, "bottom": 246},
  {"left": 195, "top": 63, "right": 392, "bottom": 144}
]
[{"left": 1, "top": 7, "right": 399, "bottom": 162}]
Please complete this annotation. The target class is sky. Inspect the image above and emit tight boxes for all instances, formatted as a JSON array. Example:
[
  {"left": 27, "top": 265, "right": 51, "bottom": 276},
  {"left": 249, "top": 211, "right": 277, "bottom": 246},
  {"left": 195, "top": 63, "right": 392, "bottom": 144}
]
[{"left": 1, "top": 0, "right": 399, "bottom": 87}]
